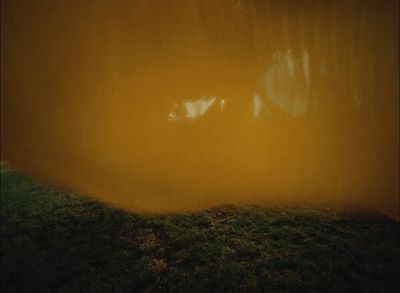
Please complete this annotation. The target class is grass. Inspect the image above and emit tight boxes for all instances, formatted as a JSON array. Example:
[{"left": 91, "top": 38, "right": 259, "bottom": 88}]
[{"left": 1, "top": 167, "right": 399, "bottom": 292}]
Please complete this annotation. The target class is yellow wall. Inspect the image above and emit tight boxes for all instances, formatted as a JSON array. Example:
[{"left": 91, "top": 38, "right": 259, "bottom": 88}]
[{"left": 1, "top": 0, "right": 399, "bottom": 219}]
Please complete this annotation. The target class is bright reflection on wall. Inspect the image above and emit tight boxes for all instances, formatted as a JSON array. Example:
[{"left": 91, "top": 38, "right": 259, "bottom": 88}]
[
  {"left": 253, "top": 94, "right": 264, "bottom": 118},
  {"left": 262, "top": 49, "right": 310, "bottom": 117},
  {"left": 168, "top": 97, "right": 216, "bottom": 121}
]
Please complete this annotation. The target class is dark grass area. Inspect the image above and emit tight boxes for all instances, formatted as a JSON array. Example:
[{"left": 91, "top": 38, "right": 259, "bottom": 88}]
[{"left": 1, "top": 168, "right": 399, "bottom": 292}]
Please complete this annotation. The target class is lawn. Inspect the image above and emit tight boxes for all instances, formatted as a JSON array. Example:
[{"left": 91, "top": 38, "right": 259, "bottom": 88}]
[{"left": 1, "top": 167, "right": 399, "bottom": 292}]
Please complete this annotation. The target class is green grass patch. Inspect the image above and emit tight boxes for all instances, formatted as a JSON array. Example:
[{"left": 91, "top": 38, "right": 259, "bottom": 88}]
[{"left": 1, "top": 168, "right": 399, "bottom": 292}]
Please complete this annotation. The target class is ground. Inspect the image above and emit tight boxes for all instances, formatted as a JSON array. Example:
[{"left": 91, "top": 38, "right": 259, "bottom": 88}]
[{"left": 1, "top": 167, "right": 399, "bottom": 292}]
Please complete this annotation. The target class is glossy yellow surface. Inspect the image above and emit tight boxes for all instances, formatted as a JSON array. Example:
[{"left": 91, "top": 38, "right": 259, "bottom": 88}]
[{"left": 1, "top": 0, "right": 399, "bottom": 218}]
